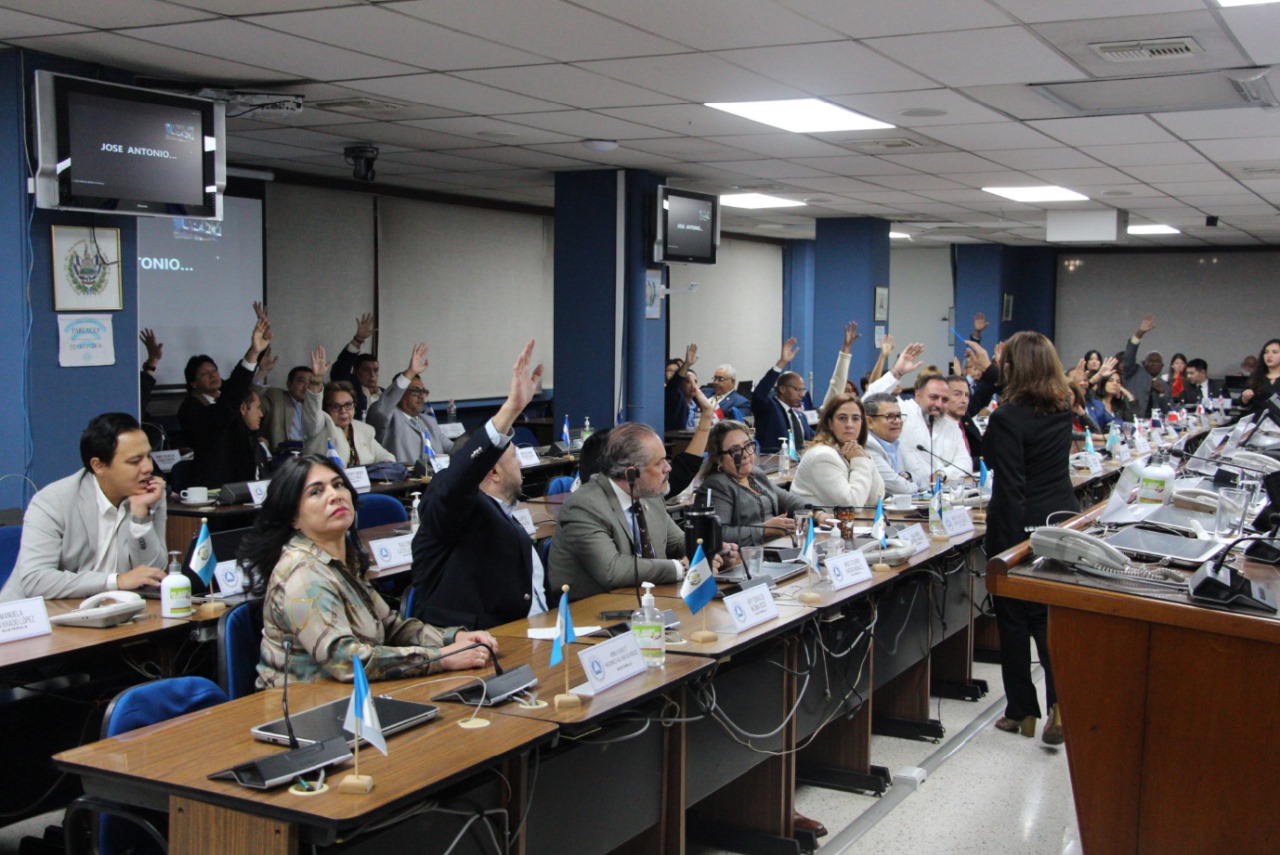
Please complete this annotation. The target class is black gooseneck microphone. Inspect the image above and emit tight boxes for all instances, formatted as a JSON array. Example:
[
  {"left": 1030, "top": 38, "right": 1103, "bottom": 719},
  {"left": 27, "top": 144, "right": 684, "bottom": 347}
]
[
  {"left": 626, "top": 466, "right": 643, "bottom": 607},
  {"left": 915, "top": 443, "right": 970, "bottom": 481},
  {"left": 281, "top": 636, "right": 300, "bottom": 750}
]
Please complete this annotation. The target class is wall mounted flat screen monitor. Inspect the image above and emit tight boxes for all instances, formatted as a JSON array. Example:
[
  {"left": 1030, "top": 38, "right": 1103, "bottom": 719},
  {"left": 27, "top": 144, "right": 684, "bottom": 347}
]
[
  {"left": 33, "top": 70, "right": 225, "bottom": 219},
  {"left": 655, "top": 186, "right": 718, "bottom": 265}
]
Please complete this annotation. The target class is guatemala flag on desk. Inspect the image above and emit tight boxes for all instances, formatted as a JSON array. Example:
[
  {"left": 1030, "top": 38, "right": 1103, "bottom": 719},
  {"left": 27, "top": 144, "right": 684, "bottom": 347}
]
[
  {"left": 801, "top": 522, "right": 817, "bottom": 568},
  {"left": 326, "top": 439, "right": 344, "bottom": 469},
  {"left": 549, "top": 589, "right": 576, "bottom": 667},
  {"left": 422, "top": 431, "right": 436, "bottom": 462},
  {"left": 189, "top": 520, "right": 216, "bottom": 586},
  {"left": 979, "top": 458, "right": 989, "bottom": 490},
  {"left": 342, "top": 656, "right": 387, "bottom": 755},
  {"left": 680, "top": 542, "right": 716, "bottom": 615},
  {"left": 561, "top": 415, "right": 571, "bottom": 446},
  {"left": 872, "top": 499, "right": 887, "bottom": 548}
]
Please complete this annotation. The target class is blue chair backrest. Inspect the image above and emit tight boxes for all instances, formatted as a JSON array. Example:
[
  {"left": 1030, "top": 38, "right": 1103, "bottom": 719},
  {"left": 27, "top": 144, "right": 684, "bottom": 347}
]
[
  {"left": 0, "top": 526, "right": 20, "bottom": 591},
  {"left": 356, "top": 493, "right": 408, "bottom": 528},
  {"left": 402, "top": 585, "right": 416, "bottom": 619},
  {"left": 546, "top": 476, "right": 574, "bottom": 495},
  {"left": 104, "top": 676, "right": 227, "bottom": 738},
  {"left": 512, "top": 426, "right": 539, "bottom": 447},
  {"left": 217, "top": 601, "right": 264, "bottom": 700}
]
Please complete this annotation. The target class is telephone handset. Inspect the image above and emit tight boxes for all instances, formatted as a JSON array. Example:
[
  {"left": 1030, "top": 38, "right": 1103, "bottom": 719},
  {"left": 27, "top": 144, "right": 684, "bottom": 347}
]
[
  {"left": 49, "top": 590, "right": 146, "bottom": 628},
  {"left": 1171, "top": 487, "right": 1219, "bottom": 514},
  {"left": 1227, "top": 451, "right": 1280, "bottom": 475},
  {"left": 1029, "top": 528, "right": 1183, "bottom": 586},
  {"left": 857, "top": 538, "right": 915, "bottom": 565}
]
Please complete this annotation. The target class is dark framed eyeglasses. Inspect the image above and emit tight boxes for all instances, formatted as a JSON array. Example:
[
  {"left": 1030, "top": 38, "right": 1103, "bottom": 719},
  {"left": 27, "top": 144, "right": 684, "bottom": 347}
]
[
  {"left": 406, "top": 388, "right": 429, "bottom": 397},
  {"left": 869, "top": 413, "right": 903, "bottom": 422},
  {"left": 722, "top": 442, "right": 756, "bottom": 458},
  {"left": 327, "top": 401, "right": 356, "bottom": 412}
]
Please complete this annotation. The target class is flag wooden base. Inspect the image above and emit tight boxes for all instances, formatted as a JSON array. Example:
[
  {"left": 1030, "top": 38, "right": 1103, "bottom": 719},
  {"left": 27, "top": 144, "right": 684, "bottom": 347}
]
[
  {"left": 972, "top": 511, "right": 987, "bottom": 525},
  {"left": 797, "top": 591, "right": 822, "bottom": 605},
  {"left": 554, "top": 692, "right": 581, "bottom": 709},
  {"left": 690, "top": 629, "right": 719, "bottom": 643},
  {"left": 930, "top": 533, "right": 951, "bottom": 543},
  {"left": 339, "top": 774, "right": 374, "bottom": 794},
  {"left": 192, "top": 601, "right": 228, "bottom": 620},
  {"left": 872, "top": 562, "right": 891, "bottom": 574}
]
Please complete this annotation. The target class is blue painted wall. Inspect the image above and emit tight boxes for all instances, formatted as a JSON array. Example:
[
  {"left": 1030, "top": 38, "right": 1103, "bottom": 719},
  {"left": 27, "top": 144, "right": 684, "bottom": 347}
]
[
  {"left": 622, "top": 169, "right": 666, "bottom": 430},
  {"left": 781, "top": 239, "right": 815, "bottom": 382},
  {"left": 813, "top": 217, "right": 889, "bottom": 393},
  {"left": 954, "top": 245, "right": 1005, "bottom": 344}
]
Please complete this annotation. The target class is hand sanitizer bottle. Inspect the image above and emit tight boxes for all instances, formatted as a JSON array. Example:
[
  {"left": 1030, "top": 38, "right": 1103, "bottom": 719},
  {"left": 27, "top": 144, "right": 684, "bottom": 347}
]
[
  {"left": 410, "top": 491, "right": 422, "bottom": 535},
  {"left": 582, "top": 415, "right": 593, "bottom": 439},
  {"left": 161, "top": 550, "right": 192, "bottom": 618},
  {"left": 631, "top": 582, "right": 665, "bottom": 668},
  {"left": 928, "top": 476, "right": 946, "bottom": 537},
  {"left": 778, "top": 439, "right": 790, "bottom": 476}
]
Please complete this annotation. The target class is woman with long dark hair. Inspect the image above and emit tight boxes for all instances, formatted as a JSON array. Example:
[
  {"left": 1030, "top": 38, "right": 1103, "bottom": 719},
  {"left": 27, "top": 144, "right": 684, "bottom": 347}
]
[
  {"left": 790, "top": 393, "right": 884, "bottom": 509},
  {"left": 986, "top": 332, "right": 1078, "bottom": 745},
  {"left": 1240, "top": 338, "right": 1280, "bottom": 415},
  {"left": 240, "top": 454, "right": 496, "bottom": 687}
]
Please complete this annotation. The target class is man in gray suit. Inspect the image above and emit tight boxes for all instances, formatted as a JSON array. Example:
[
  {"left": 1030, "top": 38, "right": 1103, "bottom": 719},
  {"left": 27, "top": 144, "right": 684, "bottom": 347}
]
[
  {"left": 549, "top": 422, "right": 693, "bottom": 601},
  {"left": 259, "top": 364, "right": 312, "bottom": 448},
  {"left": 863, "top": 393, "right": 915, "bottom": 496},
  {"left": 367, "top": 342, "right": 455, "bottom": 465},
  {"left": 1, "top": 413, "right": 168, "bottom": 602}
]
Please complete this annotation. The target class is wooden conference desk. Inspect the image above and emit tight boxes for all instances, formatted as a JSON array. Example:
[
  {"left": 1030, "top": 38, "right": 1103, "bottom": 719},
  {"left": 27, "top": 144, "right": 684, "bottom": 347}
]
[{"left": 988, "top": 503, "right": 1280, "bottom": 855}]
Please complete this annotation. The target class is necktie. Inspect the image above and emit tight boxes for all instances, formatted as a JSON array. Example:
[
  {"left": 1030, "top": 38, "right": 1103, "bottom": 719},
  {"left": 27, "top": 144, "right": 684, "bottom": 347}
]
[{"left": 632, "top": 501, "right": 656, "bottom": 559}]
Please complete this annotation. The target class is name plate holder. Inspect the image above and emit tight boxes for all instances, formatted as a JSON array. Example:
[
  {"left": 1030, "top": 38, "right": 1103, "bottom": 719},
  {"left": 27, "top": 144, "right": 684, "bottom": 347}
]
[
  {"left": 369, "top": 534, "right": 414, "bottom": 572},
  {"left": 825, "top": 549, "right": 872, "bottom": 591},
  {"left": 516, "top": 447, "right": 541, "bottom": 468},
  {"left": 212, "top": 560, "right": 246, "bottom": 597},
  {"left": 575, "top": 631, "right": 646, "bottom": 694},
  {"left": 722, "top": 584, "right": 780, "bottom": 633},
  {"left": 247, "top": 479, "right": 270, "bottom": 506},
  {"left": 150, "top": 450, "right": 181, "bottom": 472},
  {"left": 512, "top": 508, "right": 536, "bottom": 537},
  {"left": 941, "top": 508, "right": 975, "bottom": 537},
  {"left": 430, "top": 454, "right": 451, "bottom": 472},
  {"left": 439, "top": 422, "right": 466, "bottom": 439},
  {"left": 0, "top": 597, "right": 52, "bottom": 644},
  {"left": 898, "top": 523, "right": 931, "bottom": 556},
  {"left": 345, "top": 466, "right": 371, "bottom": 493}
]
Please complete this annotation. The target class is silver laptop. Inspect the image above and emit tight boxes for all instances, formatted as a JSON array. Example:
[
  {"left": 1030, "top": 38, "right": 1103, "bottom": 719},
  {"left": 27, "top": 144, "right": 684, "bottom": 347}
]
[
  {"left": 1142, "top": 503, "right": 1219, "bottom": 535},
  {"left": 251, "top": 696, "right": 438, "bottom": 747},
  {"left": 1103, "top": 527, "right": 1225, "bottom": 568}
]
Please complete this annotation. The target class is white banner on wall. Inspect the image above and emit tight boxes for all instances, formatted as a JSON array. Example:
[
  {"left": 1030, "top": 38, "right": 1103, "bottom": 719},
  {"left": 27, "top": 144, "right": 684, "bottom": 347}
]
[{"left": 58, "top": 314, "right": 115, "bottom": 367}]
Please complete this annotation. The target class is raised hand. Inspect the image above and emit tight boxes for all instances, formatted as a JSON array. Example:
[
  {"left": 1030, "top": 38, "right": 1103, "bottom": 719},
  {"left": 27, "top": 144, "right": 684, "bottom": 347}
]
[
  {"left": 972, "top": 312, "right": 988, "bottom": 334},
  {"left": 841, "top": 321, "right": 859, "bottom": 353},
  {"left": 257, "top": 347, "right": 278, "bottom": 378},
  {"left": 354, "top": 313, "right": 375, "bottom": 345},
  {"left": 1137, "top": 313, "right": 1155, "bottom": 337},
  {"left": 139, "top": 328, "right": 163, "bottom": 366},
  {"left": 964, "top": 339, "right": 991, "bottom": 372},
  {"left": 509, "top": 338, "right": 543, "bottom": 413},
  {"left": 252, "top": 300, "right": 268, "bottom": 322},
  {"left": 880, "top": 333, "right": 895, "bottom": 357},
  {"left": 779, "top": 337, "right": 799, "bottom": 367},
  {"left": 683, "top": 343, "right": 698, "bottom": 370},
  {"left": 406, "top": 342, "right": 429, "bottom": 379},
  {"left": 249, "top": 316, "right": 271, "bottom": 359},
  {"left": 310, "top": 345, "right": 330, "bottom": 378},
  {"left": 893, "top": 342, "right": 925, "bottom": 378},
  {"left": 1097, "top": 356, "right": 1117, "bottom": 379}
]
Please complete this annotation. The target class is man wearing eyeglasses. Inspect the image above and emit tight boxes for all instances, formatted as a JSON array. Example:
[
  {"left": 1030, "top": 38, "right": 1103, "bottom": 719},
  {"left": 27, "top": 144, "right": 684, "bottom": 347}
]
[
  {"left": 706, "top": 364, "right": 749, "bottom": 420},
  {"left": 367, "top": 342, "right": 455, "bottom": 466},
  {"left": 751, "top": 337, "right": 814, "bottom": 453},
  {"left": 863, "top": 393, "right": 915, "bottom": 496}
]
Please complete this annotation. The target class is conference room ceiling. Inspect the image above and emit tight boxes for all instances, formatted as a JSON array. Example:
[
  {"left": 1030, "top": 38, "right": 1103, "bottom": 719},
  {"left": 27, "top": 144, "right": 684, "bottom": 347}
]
[{"left": 4, "top": 0, "right": 1280, "bottom": 247}]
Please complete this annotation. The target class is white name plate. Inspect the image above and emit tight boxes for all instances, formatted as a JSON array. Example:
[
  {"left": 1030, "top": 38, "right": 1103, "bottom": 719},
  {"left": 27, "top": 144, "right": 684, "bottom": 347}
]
[
  {"left": 247, "top": 479, "right": 270, "bottom": 506},
  {"left": 345, "top": 466, "right": 371, "bottom": 493},
  {"left": 1082, "top": 452, "right": 1103, "bottom": 474},
  {"left": 0, "top": 597, "right": 52, "bottom": 644},
  {"left": 516, "top": 447, "right": 541, "bottom": 468},
  {"left": 430, "top": 454, "right": 450, "bottom": 472},
  {"left": 941, "top": 507, "right": 975, "bottom": 537},
  {"left": 1133, "top": 433, "right": 1151, "bottom": 454},
  {"left": 576, "top": 630, "right": 646, "bottom": 694},
  {"left": 439, "top": 422, "right": 466, "bottom": 439},
  {"left": 898, "top": 523, "right": 931, "bottom": 555},
  {"left": 723, "top": 584, "right": 780, "bottom": 632},
  {"left": 513, "top": 508, "right": 536, "bottom": 537},
  {"left": 369, "top": 534, "right": 414, "bottom": 571},
  {"left": 825, "top": 549, "right": 872, "bottom": 590},
  {"left": 213, "top": 560, "right": 245, "bottom": 596},
  {"left": 149, "top": 450, "right": 181, "bottom": 472},
  {"left": 1116, "top": 443, "right": 1132, "bottom": 463}
]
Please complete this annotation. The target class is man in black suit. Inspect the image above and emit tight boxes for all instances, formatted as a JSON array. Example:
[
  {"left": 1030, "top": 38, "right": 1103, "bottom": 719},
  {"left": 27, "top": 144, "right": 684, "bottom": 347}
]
[
  {"left": 410, "top": 339, "right": 547, "bottom": 630},
  {"left": 947, "top": 374, "right": 983, "bottom": 466},
  {"left": 1176, "top": 358, "right": 1220, "bottom": 406},
  {"left": 330, "top": 312, "right": 383, "bottom": 421},
  {"left": 751, "top": 337, "right": 813, "bottom": 453}
]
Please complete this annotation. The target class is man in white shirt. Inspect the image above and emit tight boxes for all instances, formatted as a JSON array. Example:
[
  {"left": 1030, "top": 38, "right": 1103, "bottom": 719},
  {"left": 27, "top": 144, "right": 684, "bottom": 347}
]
[
  {"left": 0, "top": 413, "right": 167, "bottom": 602},
  {"left": 865, "top": 344, "right": 972, "bottom": 484}
]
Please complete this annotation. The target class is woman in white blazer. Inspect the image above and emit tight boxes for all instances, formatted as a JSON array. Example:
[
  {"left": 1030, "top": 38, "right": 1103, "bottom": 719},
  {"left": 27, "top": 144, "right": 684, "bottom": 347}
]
[
  {"left": 791, "top": 393, "right": 884, "bottom": 511},
  {"left": 303, "top": 347, "right": 395, "bottom": 466}
]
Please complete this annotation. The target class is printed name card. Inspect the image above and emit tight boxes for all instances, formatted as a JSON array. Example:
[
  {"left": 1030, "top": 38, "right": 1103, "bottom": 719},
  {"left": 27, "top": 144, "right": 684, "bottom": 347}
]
[
  {"left": 430, "top": 454, "right": 450, "bottom": 472},
  {"left": 941, "top": 507, "right": 975, "bottom": 536},
  {"left": 247, "top": 479, "right": 270, "bottom": 506},
  {"left": 1116, "top": 442, "right": 1132, "bottom": 463},
  {"left": 723, "top": 584, "right": 780, "bottom": 632},
  {"left": 213, "top": 560, "right": 245, "bottom": 596},
  {"left": 898, "top": 523, "right": 931, "bottom": 555},
  {"left": 0, "top": 597, "right": 52, "bottom": 644},
  {"left": 825, "top": 549, "right": 872, "bottom": 590},
  {"left": 345, "top": 466, "right": 371, "bottom": 493},
  {"left": 516, "top": 447, "right": 541, "bottom": 468},
  {"left": 149, "top": 450, "right": 181, "bottom": 472},
  {"left": 576, "top": 631, "right": 646, "bottom": 694},
  {"left": 1084, "top": 453, "right": 1104, "bottom": 475},
  {"left": 439, "top": 422, "right": 466, "bottom": 439},
  {"left": 369, "top": 534, "right": 414, "bottom": 571},
  {"left": 512, "top": 508, "right": 536, "bottom": 537},
  {"left": 1133, "top": 433, "right": 1151, "bottom": 454}
]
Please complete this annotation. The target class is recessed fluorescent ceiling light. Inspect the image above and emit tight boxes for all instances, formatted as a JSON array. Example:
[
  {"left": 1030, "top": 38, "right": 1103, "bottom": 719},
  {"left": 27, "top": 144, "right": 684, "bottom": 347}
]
[
  {"left": 1127, "top": 224, "right": 1180, "bottom": 235},
  {"left": 1217, "top": 0, "right": 1280, "bottom": 7},
  {"left": 720, "top": 193, "right": 806, "bottom": 209},
  {"left": 983, "top": 186, "right": 1089, "bottom": 202},
  {"left": 889, "top": 231, "right": 912, "bottom": 239},
  {"left": 705, "top": 98, "right": 894, "bottom": 133}
]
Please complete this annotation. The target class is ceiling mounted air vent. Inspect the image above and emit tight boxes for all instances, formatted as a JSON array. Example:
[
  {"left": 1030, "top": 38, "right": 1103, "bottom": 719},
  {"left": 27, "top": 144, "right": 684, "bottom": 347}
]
[
  {"left": 1090, "top": 37, "right": 1201, "bottom": 63},
  {"left": 1241, "top": 166, "right": 1280, "bottom": 177},
  {"left": 314, "top": 97, "right": 408, "bottom": 116},
  {"left": 844, "top": 137, "right": 925, "bottom": 153}
]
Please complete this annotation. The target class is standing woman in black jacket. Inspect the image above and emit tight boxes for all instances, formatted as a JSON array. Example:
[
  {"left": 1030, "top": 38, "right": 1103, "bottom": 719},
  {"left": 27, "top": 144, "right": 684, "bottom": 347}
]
[{"left": 985, "top": 332, "right": 1078, "bottom": 745}]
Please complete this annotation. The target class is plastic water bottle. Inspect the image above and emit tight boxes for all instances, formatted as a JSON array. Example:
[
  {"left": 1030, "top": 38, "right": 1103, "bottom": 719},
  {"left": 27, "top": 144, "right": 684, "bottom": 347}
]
[
  {"left": 777, "top": 439, "right": 790, "bottom": 476},
  {"left": 1106, "top": 422, "right": 1120, "bottom": 453},
  {"left": 582, "top": 416, "right": 593, "bottom": 439},
  {"left": 928, "top": 477, "right": 946, "bottom": 537},
  {"left": 631, "top": 582, "right": 665, "bottom": 668},
  {"left": 410, "top": 491, "right": 422, "bottom": 535},
  {"left": 161, "top": 550, "right": 192, "bottom": 618}
]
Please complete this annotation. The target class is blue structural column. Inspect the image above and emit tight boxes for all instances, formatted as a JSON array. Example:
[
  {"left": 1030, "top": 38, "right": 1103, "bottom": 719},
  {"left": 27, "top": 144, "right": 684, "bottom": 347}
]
[
  {"left": 954, "top": 245, "right": 1057, "bottom": 343},
  {"left": 812, "top": 218, "right": 890, "bottom": 392},
  {"left": 553, "top": 169, "right": 665, "bottom": 432},
  {"left": 954, "top": 245, "right": 1004, "bottom": 344},
  {"left": 781, "top": 240, "right": 815, "bottom": 382}
]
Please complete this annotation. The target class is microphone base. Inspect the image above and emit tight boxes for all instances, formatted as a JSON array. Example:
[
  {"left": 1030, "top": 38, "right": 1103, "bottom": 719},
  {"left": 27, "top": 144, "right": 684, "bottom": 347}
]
[
  {"left": 339, "top": 774, "right": 374, "bottom": 794},
  {"left": 554, "top": 692, "right": 582, "bottom": 709}
]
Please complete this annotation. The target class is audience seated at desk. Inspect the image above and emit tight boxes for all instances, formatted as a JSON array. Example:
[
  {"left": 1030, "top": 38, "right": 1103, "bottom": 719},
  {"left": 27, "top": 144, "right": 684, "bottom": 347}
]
[
  {"left": 138, "top": 327, "right": 163, "bottom": 421},
  {"left": 241, "top": 455, "right": 496, "bottom": 686},
  {"left": 1085, "top": 369, "right": 1134, "bottom": 431},
  {"left": 304, "top": 346, "right": 395, "bottom": 467},
  {"left": 0, "top": 413, "right": 167, "bottom": 602},
  {"left": 947, "top": 375, "right": 983, "bottom": 464},
  {"left": 863, "top": 393, "right": 915, "bottom": 497},
  {"left": 865, "top": 344, "right": 972, "bottom": 483},
  {"left": 1121, "top": 313, "right": 1172, "bottom": 417},
  {"left": 257, "top": 362, "right": 312, "bottom": 448},
  {"left": 550, "top": 423, "right": 717, "bottom": 600},
  {"left": 791, "top": 394, "right": 884, "bottom": 510},
  {"left": 752, "top": 337, "right": 814, "bottom": 453},
  {"left": 664, "top": 343, "right": 701, "bottom": 432},
  {"left": 410, "top": 340, "right": 549, "bottom": 630},
  {"left": 1175, "top": 358, "right": 1219, "bottom": 406},
  {"left": 366, "top": 342, "right": 455, "bottom": 465},
  {"left": 704, "top": 362, "right": 749, "bottom": 420},
  {"left": 1240, "top": 338, "right": 1280, "bottom": 415},
  {"left": 329, "top": 313, "right": 382, "bottom": 421}
]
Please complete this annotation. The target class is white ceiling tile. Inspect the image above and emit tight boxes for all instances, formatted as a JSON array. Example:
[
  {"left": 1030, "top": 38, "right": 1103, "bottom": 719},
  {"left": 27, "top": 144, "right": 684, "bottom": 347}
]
[
  {"left": 1, "top": 1, "right": 185, "bottom": 31},
  {"left": 373, "top": 150, "right": 505, "bottom": 171},
  {"left": 1149, "top": 180, "right": 1249, "bottom": 196},
  {"left": 791, "top": 155, "right": 920, "bottom": 176},
  {"left": 233, "top": 127, "right": 355, "bottom": 150},
  {"left": 920, "top": 122, "right": 1060, "bottom": 151},
  {"left": 250, "top": 6, "right": 545, "bottom": 71},
  {"left": 341, "top": 74, "right": 564, "bottom": 114},
  {"left": 1153, "top": 107, "right": 1280, "bottom": 141},
  {"left": 867, "top": 27, "right": 1087, "bottom": 88},
  {"left": 1221, "top": 7, "right": 1280, "bottom": 65},
  {"left": 776, "top": 0, "right": 1012, "bottom": 39},
  {"left": 878, "top": 151, "right": 1005, "bottom": 172},
  {"left": 622, "top": 137, "right": 759, "bottom": 161},
  {"left": 446, "top": 146, "right": 596, "bottom": 169},
  {"left": 0, "top": 9, "right": 87, "bottom": 39},
  {"left": 705, "top": 134, "right": 853, "bottom": 158},
  {"left": 598, "top": 104, "right": 778, "bottom": 136},
  {"left": 713, "top": 41, "right": 934, "bottom": 95},
  {"left": 392, "top": 0, "right": 688, "bottom": 62},
  {"left": 1032, "top": 12, "right": 1248, "bottom": 79},
  {"left": 714, "top": 159, "right": 834, "bottom": 179},
  {"left": 1079, "top": 141, "right": 1208, "bottom": 167},
  {"left": 167, "top": 1, "right": 357, "bottom": 12},
  {"left": 226, "top": 136, "right": 335, "bottom": 159},
  {"left": 122, "top": 19, "right": 423, "bottom": 79},
  {"left": 1122, "top": 163, "right": 1230, "bottom": 183},
  {"left": 455, "top": 65, "right": 668, "bottom": 109},
  {"left": 978, "top": 147, "right": 1103, "bottom": 170},
  {"left": 860, "top": 173, "right": 969, "bottom": 191},
  {"left": 1027, "top": 115, "right": 1176, "bottom": 146},
  {"left": 988, "top": 0, "right": 1203, "bottom": 25},
  {"left": 499, "top": 110, "right": 678, "bottom": 140},
  {"left": 526, "top": 142, "right": 682, "bottom": 170},
  {"left": 1195, "top": 137, "right": 1280, "bottom": 163},
  {"left": 398, "top": 116, "right": 577, "bottom": 146},
  {"left": 783, "top": 176, "right": 895, "bottom": 193},
  {"left": 10, "top": 30, "right": 294, "bottom": 83},
  {"left": 314, "top": 122, "right": 482, "bottom": 150},
  {"left": 829, "top": 89, "right": 1012, "bottom": 127},
  {"left": 575, "top": 0, "right": 841, "bottom": 51},
  {"left": 1026, "top": 166, "right": 1134, "bottom": 185},
  {"left": 575, "top": 53, "right": 805, "bottom": 103}
]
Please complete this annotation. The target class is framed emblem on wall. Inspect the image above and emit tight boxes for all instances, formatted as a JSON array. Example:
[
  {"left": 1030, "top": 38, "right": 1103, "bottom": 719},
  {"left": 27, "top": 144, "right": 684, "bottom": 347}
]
[{"left": 52, "top": 225, "right": 123, "bottom": 311}]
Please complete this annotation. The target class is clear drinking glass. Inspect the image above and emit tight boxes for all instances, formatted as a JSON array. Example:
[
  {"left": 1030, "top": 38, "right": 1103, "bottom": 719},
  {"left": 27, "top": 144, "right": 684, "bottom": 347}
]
[{"left": 1215, "top": 488, "right": 1249, "bottom": 540}]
